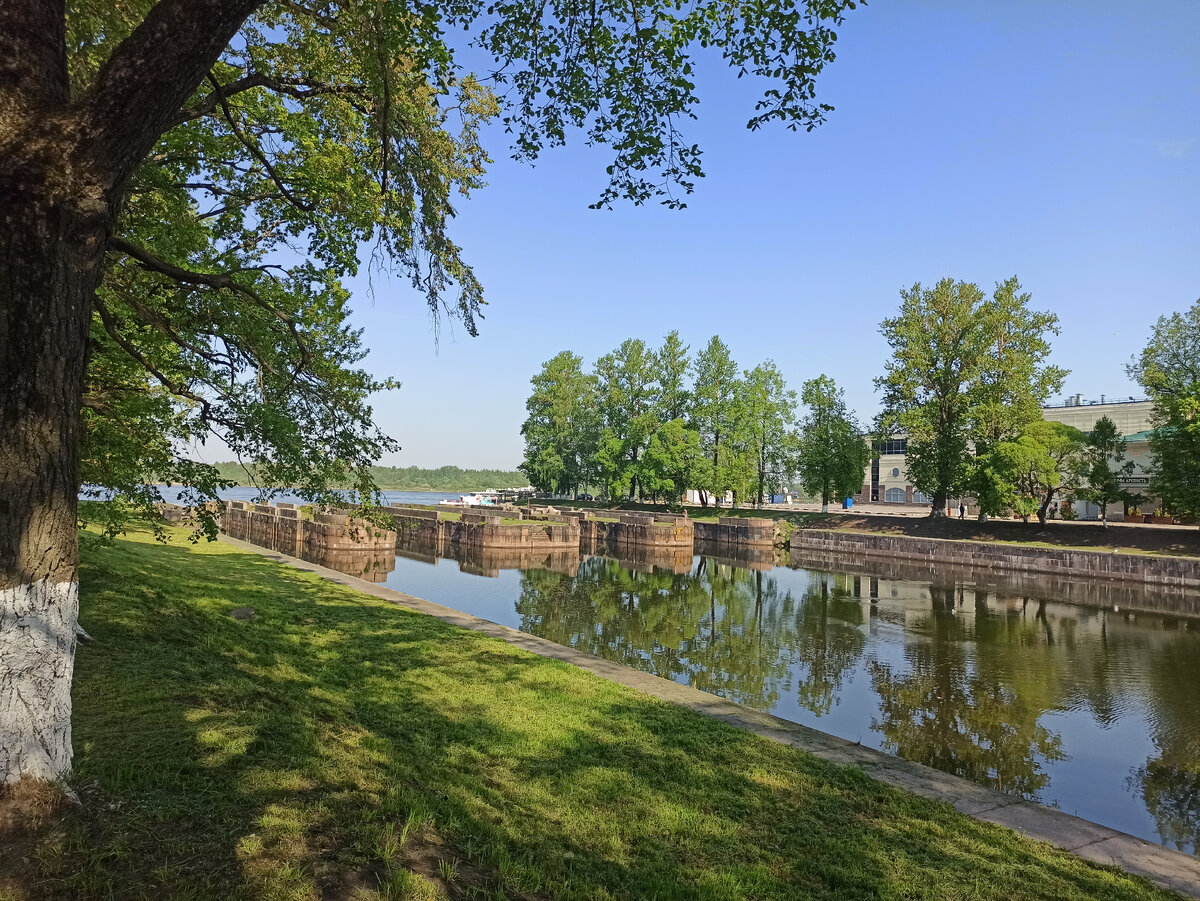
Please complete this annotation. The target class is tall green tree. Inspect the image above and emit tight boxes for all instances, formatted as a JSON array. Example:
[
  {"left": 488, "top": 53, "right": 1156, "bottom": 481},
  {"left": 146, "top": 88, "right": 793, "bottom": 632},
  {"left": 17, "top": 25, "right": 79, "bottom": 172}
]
[
  {"left": 655, "top": 330, "right": 692, "bottom": 424},
  {"left": 739, "top": 362, "right": 797, "bottom": 505},
  {"left": 1076, "top": 416, "right": 1135, "bottom": 527},
  {"left": 967, "top": 277, "right": 1067, "bottom": 517},
  {"left": 1, "top": 0, "right": 857, "bottom": 783},
  {"left": 691, "top": 336, "right": 741, "bottom": 506},
  {"left": 595, "top": 339, "right": 659, "bottom": 499},
  {"left": 796, "top": 376, "right": 871, "bottom": 512},
  {"left": 1129, "top": 300, "right": 1200, "bottom": 519},
  {"left": 641, "top": 419, "right": 712, "bottom": 505},
  {"left": 519, "top": 352, "right": 599, "bottom": 495},
  {"left": 876, "top": 280, "right": 992, "bottom": 516},
  {"left": 877, "top": 277, "right": 1064, "bottom": 518},
  {"left": 995, "top": 421, "right": 1087, "bottom": 526}
]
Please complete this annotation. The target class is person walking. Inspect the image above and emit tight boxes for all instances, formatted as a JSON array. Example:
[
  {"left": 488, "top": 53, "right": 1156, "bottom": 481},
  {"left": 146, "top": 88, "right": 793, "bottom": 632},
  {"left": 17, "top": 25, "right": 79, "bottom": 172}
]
[{"left": 958, "top": 502, "right": 966, "bottom": 520}]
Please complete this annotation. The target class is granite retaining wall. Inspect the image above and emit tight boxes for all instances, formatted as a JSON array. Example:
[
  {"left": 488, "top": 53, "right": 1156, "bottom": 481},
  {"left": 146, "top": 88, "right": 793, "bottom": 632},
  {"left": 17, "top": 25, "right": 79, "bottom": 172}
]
[
  {"left": 790, "top": 529, "right": 1200, "bottom": 590},
  {"left": 692, "top": 517, "right": 776, "bottom": 547},
  {"left": 221, "top": 501, "right": 395, "bottom": 555}
]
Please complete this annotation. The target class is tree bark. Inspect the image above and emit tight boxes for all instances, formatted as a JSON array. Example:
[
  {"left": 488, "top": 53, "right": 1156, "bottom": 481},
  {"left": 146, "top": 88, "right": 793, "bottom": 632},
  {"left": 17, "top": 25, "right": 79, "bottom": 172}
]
[
  {"left": 1, "top": 0, "right": 266, "bottom": 786},
  {"left": 0, "top": 177, "right": 104, "bottom": 786}
]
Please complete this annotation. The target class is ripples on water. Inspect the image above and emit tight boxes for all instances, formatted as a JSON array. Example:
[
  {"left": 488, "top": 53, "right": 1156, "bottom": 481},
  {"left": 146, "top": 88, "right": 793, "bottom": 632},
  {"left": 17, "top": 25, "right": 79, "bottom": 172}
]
[{"left": 301, "top": 536, "right": 1200, "bottom": 854}]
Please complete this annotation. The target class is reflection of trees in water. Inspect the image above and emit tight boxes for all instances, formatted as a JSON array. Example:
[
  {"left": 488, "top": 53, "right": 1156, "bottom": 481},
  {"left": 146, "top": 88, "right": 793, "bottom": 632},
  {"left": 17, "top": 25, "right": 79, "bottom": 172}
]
[
  {"left": 869, "top": 584, "right": 1066, "bottom": 800},
  {"left": 515, "top": 555, "right": 867, "bottom": 713},
  {"left": 1128, "top": 634, "right": 1200, "bottom": 853}
]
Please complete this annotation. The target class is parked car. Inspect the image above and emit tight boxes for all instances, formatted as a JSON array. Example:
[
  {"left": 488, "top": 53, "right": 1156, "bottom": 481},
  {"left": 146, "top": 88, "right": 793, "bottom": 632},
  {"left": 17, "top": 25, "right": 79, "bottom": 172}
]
[{"left": 574, "top": 493, "right": 594, "bottom": 501}]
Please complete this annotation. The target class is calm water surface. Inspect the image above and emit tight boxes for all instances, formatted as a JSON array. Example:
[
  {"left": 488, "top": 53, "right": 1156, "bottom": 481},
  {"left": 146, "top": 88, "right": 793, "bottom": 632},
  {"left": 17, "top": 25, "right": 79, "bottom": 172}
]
[{"left": 305, "top": 538, "right": 1200, "bottom": 854}]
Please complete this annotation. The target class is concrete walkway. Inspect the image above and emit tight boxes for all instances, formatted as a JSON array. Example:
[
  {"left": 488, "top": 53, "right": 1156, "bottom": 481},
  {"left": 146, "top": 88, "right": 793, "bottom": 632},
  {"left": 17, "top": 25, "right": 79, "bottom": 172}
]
[{"left": 221, "top": 534, "right": 1200, "bottom": 898}]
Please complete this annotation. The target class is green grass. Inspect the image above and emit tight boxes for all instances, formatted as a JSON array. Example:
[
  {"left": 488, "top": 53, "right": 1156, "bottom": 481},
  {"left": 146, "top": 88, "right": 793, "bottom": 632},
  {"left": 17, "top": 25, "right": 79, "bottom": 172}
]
[{"left": 3, "top": 526, "right": 1182, "bottom": 900}]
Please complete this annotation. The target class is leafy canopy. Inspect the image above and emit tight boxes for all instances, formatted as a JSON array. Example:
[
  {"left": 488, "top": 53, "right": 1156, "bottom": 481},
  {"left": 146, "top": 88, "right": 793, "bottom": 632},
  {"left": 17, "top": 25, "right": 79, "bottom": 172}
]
[
  {"left": 1129, "top": 299, "right": 1200, "bottom": 517},
  {"left": 71, "top": 0, "right": 858, "bottom": 519}
]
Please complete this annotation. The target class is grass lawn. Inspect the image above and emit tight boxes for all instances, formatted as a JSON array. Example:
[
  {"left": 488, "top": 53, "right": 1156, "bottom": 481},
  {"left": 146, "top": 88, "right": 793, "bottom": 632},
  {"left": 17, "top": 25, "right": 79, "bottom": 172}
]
[{"left": 0, "top": 526, "right": 1182, "bottom": 901}]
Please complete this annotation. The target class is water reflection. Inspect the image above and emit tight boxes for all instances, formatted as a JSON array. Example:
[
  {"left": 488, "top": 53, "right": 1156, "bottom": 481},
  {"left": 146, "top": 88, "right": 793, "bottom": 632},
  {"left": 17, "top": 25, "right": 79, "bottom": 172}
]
[{"left": 305, "top": 535, "right": 1200, "bottom": 852}]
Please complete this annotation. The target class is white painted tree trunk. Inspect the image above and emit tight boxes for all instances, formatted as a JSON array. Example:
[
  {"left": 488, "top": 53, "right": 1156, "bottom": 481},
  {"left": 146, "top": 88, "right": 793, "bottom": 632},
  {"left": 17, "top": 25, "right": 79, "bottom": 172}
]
[{"left": 0, "top": 581, "right": 78, "bottom": 784}]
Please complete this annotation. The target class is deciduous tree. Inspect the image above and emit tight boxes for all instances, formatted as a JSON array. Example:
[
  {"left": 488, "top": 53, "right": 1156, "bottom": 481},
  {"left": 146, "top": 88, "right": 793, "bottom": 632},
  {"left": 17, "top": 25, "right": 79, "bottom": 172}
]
[
  {"left": 1076, "top": 416, "right": 1135, "bottom": 527},
  {"left": 1129, "top": 300, "right": 1200, "bottom": 520},
  {"left": 519, "top": 352, "right": 599, "bottom": 495},
  {"left": 876, "top": 280, "right": 991, "bottom": 516},
  {"left": 739, "top": 362, "right": 797, "bottom": 505},
  {"left": 691, "top": 336, "right": 741, "bottom": 506},
  {"left": 796, "top": 376, "right": 870, "bottom": 512},
  {"left": 0, "top": 0, "right": 858, "bottom": 783}
]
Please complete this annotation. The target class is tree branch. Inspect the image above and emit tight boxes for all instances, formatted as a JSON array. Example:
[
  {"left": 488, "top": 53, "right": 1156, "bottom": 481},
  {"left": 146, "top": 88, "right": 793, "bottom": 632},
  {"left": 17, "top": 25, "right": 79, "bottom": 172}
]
[
  {"left": 208, "top": 73, "right": 316, "bottom": 212},
  {"left": 81, "top": 0, "right": 267, "bottom": 192},
  {"left": 109, "top": 236, "right": 312, "bottom": 380}
]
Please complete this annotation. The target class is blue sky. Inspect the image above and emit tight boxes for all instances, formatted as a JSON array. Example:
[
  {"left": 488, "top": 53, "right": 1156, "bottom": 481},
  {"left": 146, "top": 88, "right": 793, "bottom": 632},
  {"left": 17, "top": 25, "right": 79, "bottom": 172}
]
[{"left": 336, "top": 0, "right": 1199, "bottom": 470}]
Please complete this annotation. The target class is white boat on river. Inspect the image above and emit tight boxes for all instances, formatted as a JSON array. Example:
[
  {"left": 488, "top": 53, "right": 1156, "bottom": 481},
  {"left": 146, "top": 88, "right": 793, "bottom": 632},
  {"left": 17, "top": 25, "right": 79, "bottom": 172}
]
[{"left": 438, "top": 492, "right": 499, "bottom": 507}]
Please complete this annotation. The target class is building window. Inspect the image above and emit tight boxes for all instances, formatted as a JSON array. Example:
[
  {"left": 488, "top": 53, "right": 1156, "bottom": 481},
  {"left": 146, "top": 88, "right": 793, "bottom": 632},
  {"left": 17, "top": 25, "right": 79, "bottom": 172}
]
[
  {"left": 885, "top": 488, "right": 906, "bottom": 503},
  {"left": 891, "top": 467, "right": 900, "bottom": 478},
  {"left": 871, "top": 438, "right": 908, "bottom": 456},
  {"left": 913, "top": 490, "right": 931, "bottom": 504}
]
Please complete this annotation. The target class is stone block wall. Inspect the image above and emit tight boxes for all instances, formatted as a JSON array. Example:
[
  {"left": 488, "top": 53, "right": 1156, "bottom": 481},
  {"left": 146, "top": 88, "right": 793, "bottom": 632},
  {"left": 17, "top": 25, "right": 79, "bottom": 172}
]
[
  {"left": 221, "top": 501, "right": 394, "bottom": 555},
  {"left": 578, "top": 517, "right": 693, "bottom": 548},
  {"left": 692, "top": 517, "right": 776, "bottom": 547},
  {"left": 789, "top": 529, "right": 1200, "bottom": 589}
]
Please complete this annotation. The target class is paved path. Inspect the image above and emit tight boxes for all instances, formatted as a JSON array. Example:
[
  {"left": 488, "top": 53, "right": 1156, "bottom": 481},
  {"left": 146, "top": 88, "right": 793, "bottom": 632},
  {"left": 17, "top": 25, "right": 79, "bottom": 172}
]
[{"left": 221, "top": 534, "right": 1200, "bottom": 898}]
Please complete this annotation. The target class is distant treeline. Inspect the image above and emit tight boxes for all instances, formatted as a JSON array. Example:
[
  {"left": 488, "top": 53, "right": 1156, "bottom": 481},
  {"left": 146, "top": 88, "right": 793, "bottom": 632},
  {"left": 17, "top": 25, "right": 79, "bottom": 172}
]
[{"left": 211, "top": 462, "right": 527, "bottom": 492}]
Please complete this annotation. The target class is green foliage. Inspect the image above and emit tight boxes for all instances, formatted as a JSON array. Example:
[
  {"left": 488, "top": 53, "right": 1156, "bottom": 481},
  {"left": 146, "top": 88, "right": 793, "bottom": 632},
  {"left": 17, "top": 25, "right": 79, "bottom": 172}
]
[
  {"left": 640, "top": 418, "right": 711, "bottom": 504},
  {"left": 210, "top": 462, "right": 528, "bottom": 492},
  {"left": 796, "top": 375, "right": 870, "bottom": 508},
  {"left": 691, "top": 336, "right": 743, "bottom": 502},
  {"left": 519, "top": 351, "right": 599, "bottom": 495},
  {"left": 739, "top": 361, "right": 798, "bottom": 504},
  {"left": 1129, "top": 299, "right": 1200, "bottom": 518},
  {"left": 655, "top": 330, "right": 692, "bottom": 423},
  {"left": 68, "top": 0, "right": 858, "bottom": 525},
  {"left": 595, "top": 339, "right": 660, "bottom": 499},
  {"left": 1075, "top": 416, "right": 1136, "bottom": 525},
  {"left": 994, "top": 421, "right": 1087, "bottom": 525},
  {"left": 520, "top": 335, "right": 804, "bottom": 505},
  {"left": 876, "top": 277, "right": 1065, "bottom": 516}
]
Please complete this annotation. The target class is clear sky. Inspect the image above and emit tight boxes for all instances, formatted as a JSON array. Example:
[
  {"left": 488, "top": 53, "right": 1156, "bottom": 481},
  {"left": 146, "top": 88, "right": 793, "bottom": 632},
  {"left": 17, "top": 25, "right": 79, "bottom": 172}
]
[{"left": 331, "top": 0, "right": 1199, "bottom": 470}]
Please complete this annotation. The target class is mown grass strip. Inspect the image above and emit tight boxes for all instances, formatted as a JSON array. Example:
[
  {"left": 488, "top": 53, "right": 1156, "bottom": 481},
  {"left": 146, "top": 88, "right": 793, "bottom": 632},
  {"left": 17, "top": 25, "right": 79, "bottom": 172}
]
[{"left": 1, "top": 526, "right": 1182, "bottom": 901}]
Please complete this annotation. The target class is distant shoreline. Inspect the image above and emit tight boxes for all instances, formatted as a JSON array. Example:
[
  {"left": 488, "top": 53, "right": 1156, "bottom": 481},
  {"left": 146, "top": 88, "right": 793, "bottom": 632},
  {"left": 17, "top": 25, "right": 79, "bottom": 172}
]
[{"left": 204, "top": 462, "right": 528, "bottom": 494}]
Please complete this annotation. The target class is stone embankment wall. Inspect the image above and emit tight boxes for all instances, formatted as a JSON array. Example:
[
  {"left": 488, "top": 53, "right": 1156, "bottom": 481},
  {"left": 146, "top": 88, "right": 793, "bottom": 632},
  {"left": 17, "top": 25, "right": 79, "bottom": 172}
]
[
  {"left": 385, "top": 505, "right": 581, "bottom": 550},
  {"left": 221, "top": 501, "right": 395, "bottom": 555},
  {"left": 789, "top": 548, "right": 1200, "bottom": 616},
  {"left": 790, "top": 529, "right": 1200, "bottom": 590},
  {"left": 566, "top": 509, "right": 694, "bottom": 548},
  {"left": 692, "top": 517, "right": 776, "bottom": 547}
]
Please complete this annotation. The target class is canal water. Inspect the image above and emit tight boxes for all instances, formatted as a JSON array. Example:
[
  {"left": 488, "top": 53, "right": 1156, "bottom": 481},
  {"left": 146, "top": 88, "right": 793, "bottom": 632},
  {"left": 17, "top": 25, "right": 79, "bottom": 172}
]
[{"left": 302, "top": 537, "right": 1200, "bottom": 855}]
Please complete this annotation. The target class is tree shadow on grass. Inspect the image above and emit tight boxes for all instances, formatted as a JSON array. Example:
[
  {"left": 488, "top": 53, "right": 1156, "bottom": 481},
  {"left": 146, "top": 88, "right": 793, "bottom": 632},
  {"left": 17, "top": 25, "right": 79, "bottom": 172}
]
[{"left": 3, "top": 533, "right": 1177, "bottom": 900}]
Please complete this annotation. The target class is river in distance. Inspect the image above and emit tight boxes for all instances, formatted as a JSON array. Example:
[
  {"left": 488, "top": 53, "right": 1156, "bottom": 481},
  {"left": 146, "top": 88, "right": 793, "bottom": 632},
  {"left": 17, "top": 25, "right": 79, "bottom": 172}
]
[{"left": 296, "top": 529, "right": 1200, "bottom": 856}]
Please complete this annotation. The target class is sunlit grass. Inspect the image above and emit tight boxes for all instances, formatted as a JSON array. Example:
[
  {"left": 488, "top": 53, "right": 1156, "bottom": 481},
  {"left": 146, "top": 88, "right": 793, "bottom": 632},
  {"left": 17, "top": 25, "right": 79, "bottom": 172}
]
[{"left": 2, "top": 525, "right": 1182, "bottom": 900}]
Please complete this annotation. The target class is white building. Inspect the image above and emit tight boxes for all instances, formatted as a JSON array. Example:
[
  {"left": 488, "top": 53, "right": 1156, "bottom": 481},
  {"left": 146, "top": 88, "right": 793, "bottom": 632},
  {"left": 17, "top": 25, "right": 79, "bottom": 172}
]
[{"left": 857, "top": 397, "right": 1155, "bottom": 519}]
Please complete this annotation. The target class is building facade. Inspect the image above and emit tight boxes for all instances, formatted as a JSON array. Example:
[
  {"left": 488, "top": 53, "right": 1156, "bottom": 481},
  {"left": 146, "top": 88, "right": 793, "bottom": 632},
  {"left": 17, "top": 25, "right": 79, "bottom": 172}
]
[{"left": 855, "top": 397, "right": 1154, "bottom": 520}]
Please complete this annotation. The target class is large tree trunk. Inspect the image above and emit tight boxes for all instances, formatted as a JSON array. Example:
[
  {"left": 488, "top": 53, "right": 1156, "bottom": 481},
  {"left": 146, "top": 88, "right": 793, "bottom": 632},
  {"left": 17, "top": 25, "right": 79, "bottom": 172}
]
[
  {"left": 1, "top": 0, "right": 266, "bottom": 787},
  {"left": 930, "top": 492, "right": 948, "bottom": 517},
  {"left": 0, "top": 184, "right": 106, "bottom": 785}
]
